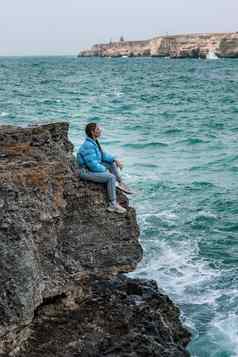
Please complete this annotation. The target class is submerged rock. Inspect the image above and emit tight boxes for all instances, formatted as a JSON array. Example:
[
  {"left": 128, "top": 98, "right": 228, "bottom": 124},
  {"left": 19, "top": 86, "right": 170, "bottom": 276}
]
[{"left": 0, "top": 122, "right": 191, "bottom": 356}]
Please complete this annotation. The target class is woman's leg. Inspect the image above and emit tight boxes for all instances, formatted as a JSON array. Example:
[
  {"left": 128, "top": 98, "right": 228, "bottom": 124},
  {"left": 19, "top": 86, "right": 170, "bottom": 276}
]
[
  {"left": 102, "top": 162, "right": 122, "bottom": 183},
  {"left": 78, "top": 168, "right": 116, "bottom": 204},
  {"left": 102, "top": 162, "right": 132, "bottom": 195}
]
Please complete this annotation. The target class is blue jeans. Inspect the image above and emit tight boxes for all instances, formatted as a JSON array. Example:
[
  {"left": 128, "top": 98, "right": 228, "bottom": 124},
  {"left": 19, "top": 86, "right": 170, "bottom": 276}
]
[{"left": 77, "top": 162, "right": 122, "bottom": 204}]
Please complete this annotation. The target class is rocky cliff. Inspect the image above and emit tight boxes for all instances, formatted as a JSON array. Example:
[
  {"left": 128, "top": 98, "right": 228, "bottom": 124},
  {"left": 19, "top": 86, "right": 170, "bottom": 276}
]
[
  {"left": 79, "top": 32, "right": 238, "bottom": 58},
  {"left": 0, "top": 122, "right": 191, "bottom": 356}
]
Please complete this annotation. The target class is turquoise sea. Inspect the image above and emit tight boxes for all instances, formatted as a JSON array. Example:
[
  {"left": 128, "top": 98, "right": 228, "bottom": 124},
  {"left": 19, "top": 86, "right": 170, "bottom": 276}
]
[{"left": 0, "top": 56, "right": 238, "bottom": 356}]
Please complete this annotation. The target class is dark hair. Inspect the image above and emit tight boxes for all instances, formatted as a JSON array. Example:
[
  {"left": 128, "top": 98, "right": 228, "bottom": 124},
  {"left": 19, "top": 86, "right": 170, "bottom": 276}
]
[
  {"left": 85, "top": 122, "right": 97, "bottom": 139},
  {"left": 85, "top": 122, "right": 103, "bottom": 154}
]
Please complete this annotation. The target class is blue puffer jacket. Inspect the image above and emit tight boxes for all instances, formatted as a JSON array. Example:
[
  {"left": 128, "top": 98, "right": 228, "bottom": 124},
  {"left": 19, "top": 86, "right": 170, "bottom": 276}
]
[{"left": 76, "top": 137, "right": 116, "bottom": 172}]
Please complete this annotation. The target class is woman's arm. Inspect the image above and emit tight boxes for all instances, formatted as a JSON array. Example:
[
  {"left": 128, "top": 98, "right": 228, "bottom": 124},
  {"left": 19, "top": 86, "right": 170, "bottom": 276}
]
[
  {"left": 102, "top": 151, "right": 123, "bottom": 169},
  {"left": 102, "top": 151, "right": 116, "bottom": 164},
  {"left": 82, "top": 143, "right": 107, "bottom": 172},
  {"left": 115, "top": 159, "right": 123, "bottom": 170}
]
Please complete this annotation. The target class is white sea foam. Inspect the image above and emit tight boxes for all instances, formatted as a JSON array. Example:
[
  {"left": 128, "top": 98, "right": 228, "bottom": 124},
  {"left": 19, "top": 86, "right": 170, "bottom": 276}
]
[
  {"left": 130, "top": 209, "right": 224, "bottom": 307},
  {"left": 129, "top": 209, "right": 238, "bottom": 355},
  {"left": 135, "top": 239, "right": 220, "bottom": 304},
  {"left": 208, "top": 314, "right": 238, "bottom": 357},
  {"left": 113, "top": 90, "right": 123, "bottom": 97},
  {"left": 131, "top": 209, "right": 221, "bottom": 302},
  {"left": 140, "top": 211, "right": 177, "bottom": 221},
  {"left": 0, "top": 112, "right": 9, "bottom": 117},
  {"left": 195, "top": 210, "right": 217, "bottom": 220},
  {"left": 206, "top": 49, "right": 219, "bottom": 60}
]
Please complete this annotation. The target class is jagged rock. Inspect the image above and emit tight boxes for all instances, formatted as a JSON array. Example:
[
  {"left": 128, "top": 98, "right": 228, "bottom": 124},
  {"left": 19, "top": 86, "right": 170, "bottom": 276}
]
[
  {"left": 15, "top": 275, "right": 191, "bottom": 357},
  {"left": 217, "top": 34, "right": 238, "bottom": 57},
  {"left": 79, "top": 32, "right": 238, "bottom": 58},
  {"left": 0, "top": 122, "right": 191, "bottom": 356}
]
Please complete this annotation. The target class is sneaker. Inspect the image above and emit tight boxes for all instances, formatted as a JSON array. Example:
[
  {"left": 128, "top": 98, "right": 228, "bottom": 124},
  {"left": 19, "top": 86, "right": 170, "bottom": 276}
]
[
  {"left": 116, "top": 182, "right": 134, "bottom": 195},
  {"left": 107, "top": 203, "right": 127, "bottom": 214}
]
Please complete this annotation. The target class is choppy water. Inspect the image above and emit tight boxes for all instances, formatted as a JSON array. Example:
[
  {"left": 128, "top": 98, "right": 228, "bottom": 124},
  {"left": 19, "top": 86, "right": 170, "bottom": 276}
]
[{"left": 1, "top": 56, "right": 238, "bottom": 356}]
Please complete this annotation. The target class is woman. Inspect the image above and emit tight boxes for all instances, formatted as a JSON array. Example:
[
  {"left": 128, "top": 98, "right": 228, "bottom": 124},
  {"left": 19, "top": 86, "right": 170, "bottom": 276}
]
[{"left": 76, "top": 123, "right": 132, "bottom": 214}]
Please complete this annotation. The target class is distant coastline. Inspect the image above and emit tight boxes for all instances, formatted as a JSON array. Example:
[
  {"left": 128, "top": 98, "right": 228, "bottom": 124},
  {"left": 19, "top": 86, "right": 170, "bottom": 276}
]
[{"left": 78, "top": 32, "right": 238, "bottom": 59}]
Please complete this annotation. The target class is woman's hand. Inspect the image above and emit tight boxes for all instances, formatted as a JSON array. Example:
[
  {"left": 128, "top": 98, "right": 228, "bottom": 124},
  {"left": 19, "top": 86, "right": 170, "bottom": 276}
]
[{"left": 115, "top": 159, "right": 123, "bottom": 170}]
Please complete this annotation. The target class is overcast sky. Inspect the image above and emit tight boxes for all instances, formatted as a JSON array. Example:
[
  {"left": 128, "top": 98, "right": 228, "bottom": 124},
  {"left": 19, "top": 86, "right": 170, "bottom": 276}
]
[{"left": 0, "top": 0, "right": 237, "bottom": 56}]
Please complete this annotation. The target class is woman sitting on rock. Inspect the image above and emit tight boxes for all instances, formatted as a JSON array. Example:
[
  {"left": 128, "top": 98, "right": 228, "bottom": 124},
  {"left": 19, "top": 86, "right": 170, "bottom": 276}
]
[{"left": 76, "top": 122, "right": 132, "bottom": 214}]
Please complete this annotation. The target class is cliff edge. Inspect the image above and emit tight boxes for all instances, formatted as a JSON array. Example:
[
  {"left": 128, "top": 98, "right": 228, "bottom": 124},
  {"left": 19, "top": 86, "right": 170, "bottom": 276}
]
[
  {"left": 0, "top": 122, "right": 191, "bottom": 356},
  {"left": 79, "top": 32, "right": 238, "bottom": 58}
]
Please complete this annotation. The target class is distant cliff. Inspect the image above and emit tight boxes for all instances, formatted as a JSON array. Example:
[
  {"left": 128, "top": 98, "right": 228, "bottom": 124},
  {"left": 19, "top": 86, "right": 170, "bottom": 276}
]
[
  {"left": 79, "top": 32, "right": 238, "bottom": 58},
  {"left": 0, "top": 122, "right": 191, "bottom": 356}
]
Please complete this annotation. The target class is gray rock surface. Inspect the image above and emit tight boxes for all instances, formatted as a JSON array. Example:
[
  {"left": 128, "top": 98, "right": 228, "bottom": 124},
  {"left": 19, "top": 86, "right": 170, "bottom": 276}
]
[{"left": 0, "top": 122, "right": 191, "bottom": 356}]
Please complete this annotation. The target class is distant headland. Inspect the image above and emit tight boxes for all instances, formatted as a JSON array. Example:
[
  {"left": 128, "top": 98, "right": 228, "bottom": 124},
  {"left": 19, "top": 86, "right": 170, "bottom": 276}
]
[{"left": 78, "top": 32, "right": 238, "bottom": 59}]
